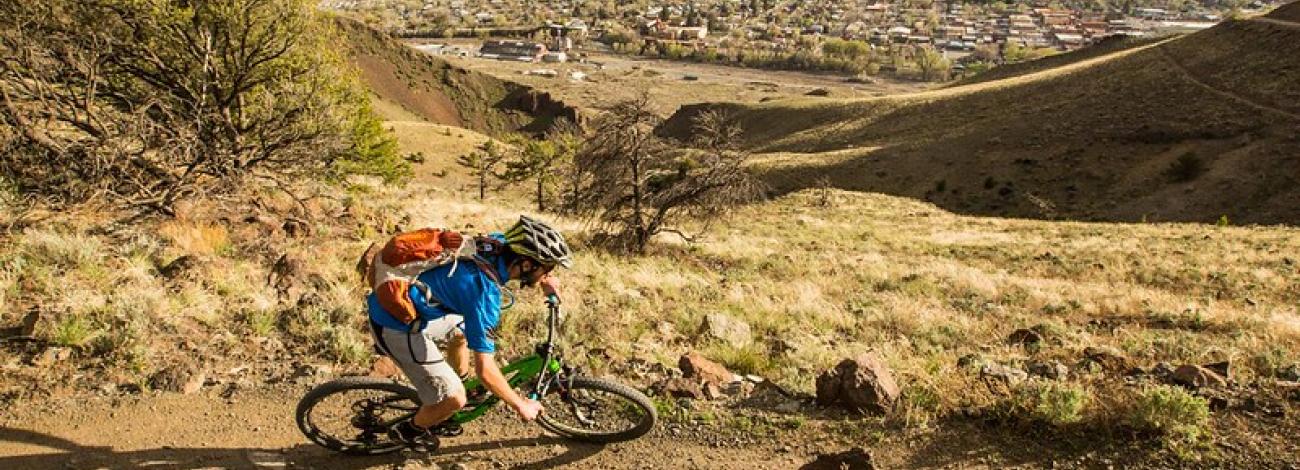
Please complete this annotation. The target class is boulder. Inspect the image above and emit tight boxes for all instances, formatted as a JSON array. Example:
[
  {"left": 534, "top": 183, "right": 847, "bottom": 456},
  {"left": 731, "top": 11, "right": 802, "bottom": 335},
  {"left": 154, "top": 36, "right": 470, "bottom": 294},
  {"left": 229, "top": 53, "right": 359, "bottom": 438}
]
[
  {"left": 699, "top": 313, "right": 752, "bottom": 347},
  {"left": 1026, "top": 360, "right": 1069, "bottom": 380},
  {"left": 815, "top": 352, "right": 900, "bottom": 415},
  {"left": 980, "top": 363, "right": 1029, "bottom": 387},
  {"left": 1170, "top": 364, "right": 1227, "bottom": 389},
  {"left": 679, "top": 352, "right": 735, "bottom": 386}
]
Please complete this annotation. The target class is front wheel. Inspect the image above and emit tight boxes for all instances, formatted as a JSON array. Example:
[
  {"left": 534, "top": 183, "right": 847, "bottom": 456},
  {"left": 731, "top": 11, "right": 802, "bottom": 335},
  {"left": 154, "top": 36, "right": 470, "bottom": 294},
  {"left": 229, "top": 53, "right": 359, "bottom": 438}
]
[{"left": 536, "top": 376, "right": 657, "bottom": 443}]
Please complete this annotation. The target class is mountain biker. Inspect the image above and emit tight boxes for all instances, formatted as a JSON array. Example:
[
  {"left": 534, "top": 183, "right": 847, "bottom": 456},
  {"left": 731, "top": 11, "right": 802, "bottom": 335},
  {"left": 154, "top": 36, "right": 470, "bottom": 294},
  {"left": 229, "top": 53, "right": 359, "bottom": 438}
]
[{"left": 368, "top": 215, "right": 573, "bottom": 450}]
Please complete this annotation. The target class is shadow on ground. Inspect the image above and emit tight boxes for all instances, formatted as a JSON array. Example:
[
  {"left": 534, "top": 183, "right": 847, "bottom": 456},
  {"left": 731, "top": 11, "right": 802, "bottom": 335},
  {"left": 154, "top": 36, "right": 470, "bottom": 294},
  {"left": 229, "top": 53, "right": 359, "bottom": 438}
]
[{"left": 0, "top": 427, "right": 602, "bottom": 469}]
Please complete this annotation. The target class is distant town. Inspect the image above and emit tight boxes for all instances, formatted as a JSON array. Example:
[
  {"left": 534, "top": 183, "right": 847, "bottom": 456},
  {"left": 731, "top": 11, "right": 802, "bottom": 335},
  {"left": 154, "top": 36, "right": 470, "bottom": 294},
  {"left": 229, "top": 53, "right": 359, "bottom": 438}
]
[{"left": 323, "top": 0, "right": 1286, "bottom": 81}]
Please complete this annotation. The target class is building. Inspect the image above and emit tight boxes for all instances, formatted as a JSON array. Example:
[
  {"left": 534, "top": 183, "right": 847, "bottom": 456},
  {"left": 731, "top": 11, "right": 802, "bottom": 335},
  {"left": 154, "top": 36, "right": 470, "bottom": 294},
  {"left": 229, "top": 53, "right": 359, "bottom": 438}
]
[{"left": 478, "top": 40, "right": 548, "bottom": 62}]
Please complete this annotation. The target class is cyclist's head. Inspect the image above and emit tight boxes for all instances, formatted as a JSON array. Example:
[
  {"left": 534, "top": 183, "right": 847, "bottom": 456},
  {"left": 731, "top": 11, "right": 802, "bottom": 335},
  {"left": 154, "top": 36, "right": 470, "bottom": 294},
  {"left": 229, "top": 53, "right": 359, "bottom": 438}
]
[{"left": 502, "top": 215, "right": 572, "bottom": 284}]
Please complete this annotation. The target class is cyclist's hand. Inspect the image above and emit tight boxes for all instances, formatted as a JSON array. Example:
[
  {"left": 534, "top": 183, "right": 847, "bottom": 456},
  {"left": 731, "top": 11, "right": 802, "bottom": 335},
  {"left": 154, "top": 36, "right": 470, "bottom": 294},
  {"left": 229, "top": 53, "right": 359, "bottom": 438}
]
[
  {"left": 539, "top": 274, "right": 561, "bottom": 303},
  {"left": 513, "top": 398, "right": 544, "bottom": 422}
]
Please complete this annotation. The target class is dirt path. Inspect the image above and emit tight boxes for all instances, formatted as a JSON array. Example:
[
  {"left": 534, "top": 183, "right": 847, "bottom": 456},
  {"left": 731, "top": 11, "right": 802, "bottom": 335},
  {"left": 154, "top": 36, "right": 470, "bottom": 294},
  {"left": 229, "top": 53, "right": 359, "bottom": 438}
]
[
  {"left": 1250, "top": 16, "right": 1300, "bottom": 29},
  {"left": 1156, "top": 43, "right": 1300, "bottom": 121},
  {"left": 0, "top": 386, "right": 812, "bottom": 470}
]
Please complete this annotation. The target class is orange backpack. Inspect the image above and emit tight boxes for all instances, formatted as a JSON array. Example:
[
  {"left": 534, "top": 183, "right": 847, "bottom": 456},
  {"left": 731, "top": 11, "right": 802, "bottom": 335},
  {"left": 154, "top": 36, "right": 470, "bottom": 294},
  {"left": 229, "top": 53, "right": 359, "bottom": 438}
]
[{"left": 365, "top": 228, "right": 468, "bottom": 325}]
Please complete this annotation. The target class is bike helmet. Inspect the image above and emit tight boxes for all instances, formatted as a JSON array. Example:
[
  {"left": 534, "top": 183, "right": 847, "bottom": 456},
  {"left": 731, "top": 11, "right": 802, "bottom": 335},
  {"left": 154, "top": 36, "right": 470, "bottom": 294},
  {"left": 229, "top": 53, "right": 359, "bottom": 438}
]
[{"left": 502, "top": 215, "right": 573, "bottom": 268}]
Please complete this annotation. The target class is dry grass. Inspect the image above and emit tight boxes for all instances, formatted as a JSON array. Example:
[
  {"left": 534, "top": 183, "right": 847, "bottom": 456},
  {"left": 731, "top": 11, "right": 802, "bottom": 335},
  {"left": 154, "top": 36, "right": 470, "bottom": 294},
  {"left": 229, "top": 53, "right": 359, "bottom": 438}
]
[{"left": 1, "top": 140, "right": 1296, "bottom": 458}]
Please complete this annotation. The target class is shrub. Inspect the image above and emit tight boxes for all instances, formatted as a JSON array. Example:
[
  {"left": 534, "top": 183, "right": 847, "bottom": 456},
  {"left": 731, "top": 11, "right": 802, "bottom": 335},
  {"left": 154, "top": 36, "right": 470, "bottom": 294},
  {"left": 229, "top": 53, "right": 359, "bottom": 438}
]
[
  {"left": 49, "top": 316, "right": 101, "bottom": 348},
  {"left": 1033, "top": 383, "right": 1089, "bottom": 426},
  {"left": 1129, "top": 385, "right": 1211, "bottom": 447},
  {"left": 1166, "top": 152, "right": 1205, "bottom": 182}
]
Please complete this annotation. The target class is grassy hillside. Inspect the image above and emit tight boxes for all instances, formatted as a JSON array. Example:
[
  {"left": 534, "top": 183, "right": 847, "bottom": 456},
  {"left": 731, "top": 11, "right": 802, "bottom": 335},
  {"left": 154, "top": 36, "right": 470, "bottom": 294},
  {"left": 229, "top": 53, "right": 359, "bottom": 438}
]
[
  {"left": 953, "top": 35, "right": 1163, "bottom": 86},
  {"left": 335, "top": 17, "right": 580, "bottom": 134},
  {"left": 660, "top": 15, "right": 1300, "bottom": 225},
  {"left": 3, "top": 179, "right": 1298, "bottom": 463}
]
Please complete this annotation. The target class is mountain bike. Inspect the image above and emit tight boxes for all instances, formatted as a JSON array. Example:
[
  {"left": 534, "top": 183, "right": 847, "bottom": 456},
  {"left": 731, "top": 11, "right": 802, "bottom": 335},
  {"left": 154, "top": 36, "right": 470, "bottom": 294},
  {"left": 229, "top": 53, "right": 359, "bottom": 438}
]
[{"left": 294, "top": 300, "right": 657, "bottom": 455}]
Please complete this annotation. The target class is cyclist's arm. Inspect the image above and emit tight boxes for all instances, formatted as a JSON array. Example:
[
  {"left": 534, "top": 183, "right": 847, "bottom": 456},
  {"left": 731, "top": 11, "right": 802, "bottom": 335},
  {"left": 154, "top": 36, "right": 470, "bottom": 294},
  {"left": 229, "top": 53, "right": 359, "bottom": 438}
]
[{"left": 474, "top": 352, "right": 528, "bottom": 410}]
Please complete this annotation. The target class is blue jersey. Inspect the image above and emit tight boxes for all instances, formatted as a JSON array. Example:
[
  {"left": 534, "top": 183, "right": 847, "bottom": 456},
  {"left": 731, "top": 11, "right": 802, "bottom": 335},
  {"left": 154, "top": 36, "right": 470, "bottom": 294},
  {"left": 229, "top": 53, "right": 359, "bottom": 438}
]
[{"left": 367, "top": 253, "right": 510, "bottom": 354}]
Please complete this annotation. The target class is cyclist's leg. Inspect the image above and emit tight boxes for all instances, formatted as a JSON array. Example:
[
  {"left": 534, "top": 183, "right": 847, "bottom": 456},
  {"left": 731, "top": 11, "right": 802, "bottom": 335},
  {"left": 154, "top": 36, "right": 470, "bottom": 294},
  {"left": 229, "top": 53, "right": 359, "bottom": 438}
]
[
  {"left": 426, "top": 315, "right": 471, "bottom": 378},
  {"left": 378, "top": 325, "right": 467, "bottom": 430}
]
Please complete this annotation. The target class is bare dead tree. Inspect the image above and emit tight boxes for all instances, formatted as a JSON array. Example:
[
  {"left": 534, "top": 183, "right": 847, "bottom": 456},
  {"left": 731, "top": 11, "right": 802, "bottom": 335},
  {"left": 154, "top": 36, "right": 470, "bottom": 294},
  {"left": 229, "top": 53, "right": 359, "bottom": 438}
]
[
  {"left": 0, "top": 0, "right": 398, "bottom": 213},
  {"left": 568, "top": 99, "right": 765, "bottom": 253}
]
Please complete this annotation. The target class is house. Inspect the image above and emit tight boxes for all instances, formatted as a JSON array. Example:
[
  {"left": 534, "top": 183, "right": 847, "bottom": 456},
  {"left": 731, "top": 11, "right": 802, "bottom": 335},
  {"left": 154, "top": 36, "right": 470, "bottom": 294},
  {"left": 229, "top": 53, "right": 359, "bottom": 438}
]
[{"left": 479, "top": 40, "right": 548, "bottom": 62}]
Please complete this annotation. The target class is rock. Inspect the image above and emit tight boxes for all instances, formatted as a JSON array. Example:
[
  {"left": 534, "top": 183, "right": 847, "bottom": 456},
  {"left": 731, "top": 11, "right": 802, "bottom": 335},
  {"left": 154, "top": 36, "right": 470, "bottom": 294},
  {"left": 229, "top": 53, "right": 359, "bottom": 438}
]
[
  {"left": 19, "top": 309, "right": 38, "bottom": 337},
  {"left": 1082, "top": 346, "right": 1130, "bottom": 372},
  {"left": 159, "top": 255, "right": 200, "bottom": 280},
  {"left": 815, "top": 351, "right": 900, "bottom": 415},
  {"left": 1006, "top": 328, "right": 1044, "bottom": 348},
  {"left": 1202, "top": 360, "right": 1231, "bottom": 379},
  {"left": 1170, "top": 364, "right": 1227, "bottom": 389},
  {"left": 651, "top": 378, "right": 705, "bottom": 399},
  {"left": 282, "top": 217, "right": 311, "bottom": 238},
  {"left": 370, "top": 356, "right": 401, "bottom": 379},
  {"left": 1151, "top": 362, "right": 1176, "bottom": 377},
  {"left": 805, "top": 88, "right": 832, "bottom": 97},
  {"left": 805, "top": 447, "right": 875, "bottom": 470},
  {"left": 151, "top": 364, "right": 207, "bottom": 394},
  {"left": 699, "top": 313, "right": 752, "bottom": 347},
  {"left": 267, "top": 253, "right": 309, "bottom": 301},
  {"left": 291, "top": 363, "right": 332, "bottom": 382},
  {"left": 1027, "top": 360, "right": 1069, "bottom": 380},
  {"left": 980, "top": 363, "right": 1029, "bottom": 387},
  {"left": 355, "top": 242, "right": 381, "bottom": 287},
  {"left": 679, "top": 352, "right": 734, "bottom": 387},
  {"left": 32, "top": 347, "right": 72, "bottom": 366},
  {"left": 742, "top": 380, "right": 799, "bottom": 411},
  {"left": 1278, "top": 364, "right": 1300, "bottom": 382}
]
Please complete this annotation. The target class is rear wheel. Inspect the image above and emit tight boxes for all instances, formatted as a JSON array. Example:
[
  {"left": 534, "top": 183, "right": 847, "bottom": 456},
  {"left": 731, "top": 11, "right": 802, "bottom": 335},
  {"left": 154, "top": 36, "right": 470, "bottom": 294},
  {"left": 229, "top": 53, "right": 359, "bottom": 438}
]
[
  {"left": 536, "top": 376, "right": 657, "bottom": 443},
  {"left": 295, "top": 377, "right": 420, "bottom": 455}
]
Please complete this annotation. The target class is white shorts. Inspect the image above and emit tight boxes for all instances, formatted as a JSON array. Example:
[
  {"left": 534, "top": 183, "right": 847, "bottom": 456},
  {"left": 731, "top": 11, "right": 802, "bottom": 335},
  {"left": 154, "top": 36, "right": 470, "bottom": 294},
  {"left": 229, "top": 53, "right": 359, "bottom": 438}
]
[{"left": 370, "top": 315, "right": 466, "bottom": 405}]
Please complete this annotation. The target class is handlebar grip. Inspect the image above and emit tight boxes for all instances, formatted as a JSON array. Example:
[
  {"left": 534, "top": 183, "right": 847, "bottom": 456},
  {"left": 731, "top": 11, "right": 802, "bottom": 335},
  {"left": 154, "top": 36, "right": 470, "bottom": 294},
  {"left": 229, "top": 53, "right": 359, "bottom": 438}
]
[{"left": 545, "top": 294, "right": 560, "bottom": 306}]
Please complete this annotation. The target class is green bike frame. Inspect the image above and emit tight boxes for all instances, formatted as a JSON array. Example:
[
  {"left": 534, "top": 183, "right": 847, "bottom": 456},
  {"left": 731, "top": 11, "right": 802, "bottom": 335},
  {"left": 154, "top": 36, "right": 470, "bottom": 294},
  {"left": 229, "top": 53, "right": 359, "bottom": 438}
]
[{"left": 448, "top": 353, "right": 563, "bottom": 424}]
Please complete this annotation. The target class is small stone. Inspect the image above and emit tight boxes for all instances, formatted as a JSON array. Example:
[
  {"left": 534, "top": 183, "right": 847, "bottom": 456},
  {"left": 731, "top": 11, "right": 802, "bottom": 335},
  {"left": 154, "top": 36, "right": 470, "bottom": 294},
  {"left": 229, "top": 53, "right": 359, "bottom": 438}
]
[
  {"left": 159, "top": 255, "right": 201, "bottom": 280},
  {"left": 957, "top": 353, "right": 984, "bottom": 369},
  {"left": 1027, "top": 360, "right": 1069, "bottom": 380},
  {"left": 980, "top": 363, "right": 1029, "bottom": 387},
  {"left": 1278, "top": 364, "right": 1300, "bottom": 382},
  {"left": 1006, "top": 328, "right": 1044, "bottom": 348},
  {"left": 679, "top": 352, "right": 733, "bottom": 387},
  {"left": 32, "top": 347, "right": 73, "bottom": 366},
  {"left": 699, "top": 313, "right": 752, "bottom": 347},
  {"left": 282, "top": 217, "right": 311, "bottom": 238},
  {"left": 651, "top": 377, "right": 704, "bottom": 399},
  {"left": 370, "top": 356, "right": 401, "bottom": 379},
  {"left": 1082, "top": 346, "right": 1130, "bottom": 372}
]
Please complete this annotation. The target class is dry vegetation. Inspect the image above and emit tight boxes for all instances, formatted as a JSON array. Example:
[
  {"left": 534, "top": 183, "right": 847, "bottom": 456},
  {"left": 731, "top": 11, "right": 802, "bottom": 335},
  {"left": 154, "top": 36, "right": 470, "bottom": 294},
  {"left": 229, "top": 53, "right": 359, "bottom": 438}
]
[{"left": 3, "top": 170, "right": 1297, "bottom": 459}]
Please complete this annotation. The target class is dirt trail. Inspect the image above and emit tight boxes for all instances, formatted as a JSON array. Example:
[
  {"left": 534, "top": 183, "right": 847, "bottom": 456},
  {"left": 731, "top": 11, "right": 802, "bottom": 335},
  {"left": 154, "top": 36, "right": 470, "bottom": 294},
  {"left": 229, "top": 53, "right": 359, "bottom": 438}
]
[
  {"left": 1156, "top": 39, "right": 1300, "bottom": 121},
  {"left": 0, "top": 386, "right": 809, "bottom": 470}
]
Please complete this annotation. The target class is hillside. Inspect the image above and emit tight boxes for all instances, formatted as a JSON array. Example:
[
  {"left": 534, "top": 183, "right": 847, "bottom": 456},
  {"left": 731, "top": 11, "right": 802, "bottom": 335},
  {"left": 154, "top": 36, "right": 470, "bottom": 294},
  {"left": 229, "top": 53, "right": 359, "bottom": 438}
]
[
  {"left": 660, "top": 10, "right": 1300, "bottom": 225},
  {"left": 335, "top": 17, "right": 579, "bottom": 134}
]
